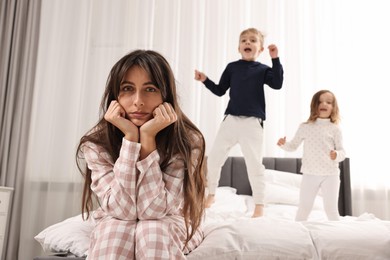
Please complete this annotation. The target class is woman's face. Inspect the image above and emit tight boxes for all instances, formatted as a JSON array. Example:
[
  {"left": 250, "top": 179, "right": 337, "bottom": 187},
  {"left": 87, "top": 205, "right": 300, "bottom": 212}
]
[{"left": 118, "top": 66, "right": 163, "bottom": 127}]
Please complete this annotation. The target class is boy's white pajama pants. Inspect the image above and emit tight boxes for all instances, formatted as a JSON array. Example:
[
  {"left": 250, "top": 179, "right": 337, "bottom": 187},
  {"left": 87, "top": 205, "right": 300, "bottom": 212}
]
[
  {"left": 207, "top": 115, "right": 265, "bottom": 205},
  {"left": 295, "top": 174, "right": 340, "bottom": 221}
]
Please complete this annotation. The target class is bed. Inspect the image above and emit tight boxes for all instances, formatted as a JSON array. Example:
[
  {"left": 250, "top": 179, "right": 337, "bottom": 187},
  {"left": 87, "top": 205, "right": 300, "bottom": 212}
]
[{"left": 34, "top": 157, "right": 390, "bottom": 260}]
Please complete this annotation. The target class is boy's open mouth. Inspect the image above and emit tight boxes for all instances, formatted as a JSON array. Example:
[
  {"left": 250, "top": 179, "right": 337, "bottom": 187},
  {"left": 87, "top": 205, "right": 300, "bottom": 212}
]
[{"left": 244, "top": 48, "right": 252, "bottom": 52}]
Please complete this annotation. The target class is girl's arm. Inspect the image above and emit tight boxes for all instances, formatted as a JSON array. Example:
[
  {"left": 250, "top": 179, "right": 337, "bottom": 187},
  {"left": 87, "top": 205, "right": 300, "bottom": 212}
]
[
  {"left": 83, "top": 140, "right": 139, "bottom": 220},
  {"left": 278, "top": 124, "right": 304, "bottom": 152},
  {"left": 333, "top": 126, "right": 346, "bottom": 162}
]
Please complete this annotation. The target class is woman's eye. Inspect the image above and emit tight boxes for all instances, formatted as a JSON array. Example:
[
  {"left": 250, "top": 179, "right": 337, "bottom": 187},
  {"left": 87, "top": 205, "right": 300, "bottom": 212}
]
[
  {"left": 121, "top": 85, "right": 133, "bottom": 92},
  {"left": 146, "top": 87, "right": 157, "bottom": 92}
]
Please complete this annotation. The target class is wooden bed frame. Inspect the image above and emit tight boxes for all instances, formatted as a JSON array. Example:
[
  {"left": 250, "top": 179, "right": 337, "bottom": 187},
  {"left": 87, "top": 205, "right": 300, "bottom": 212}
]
[{"left": 218, "top": 156, "right": 352, "bottom": 216}]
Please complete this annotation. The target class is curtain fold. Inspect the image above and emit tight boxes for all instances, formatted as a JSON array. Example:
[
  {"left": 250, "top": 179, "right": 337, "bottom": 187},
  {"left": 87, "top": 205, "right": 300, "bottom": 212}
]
[{"left": 0, "top": 0, "right": 41, "bottom": 259}]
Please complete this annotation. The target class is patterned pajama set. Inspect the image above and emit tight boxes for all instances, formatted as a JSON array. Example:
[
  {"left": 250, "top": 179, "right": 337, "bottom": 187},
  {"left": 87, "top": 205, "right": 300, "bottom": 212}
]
[
  {"left": 82, "top": 138, "right": 203, "bottom": 260},
  {"left": 279, "top": 118, "right": 346, "bottom": 221}
]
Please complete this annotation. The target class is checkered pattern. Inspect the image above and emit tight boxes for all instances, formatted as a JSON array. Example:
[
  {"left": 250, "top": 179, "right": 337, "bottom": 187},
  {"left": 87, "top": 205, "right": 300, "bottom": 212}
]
[{"left": 82, "top": 138, "right": 203, "bottom": 259}]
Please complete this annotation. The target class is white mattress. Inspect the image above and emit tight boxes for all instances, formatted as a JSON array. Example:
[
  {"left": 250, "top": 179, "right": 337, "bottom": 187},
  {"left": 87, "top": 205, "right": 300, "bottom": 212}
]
[
  {"left": 35, "top": 187, "right": 390, "bottom": 260},
  {"left": 187, "top": 187, "right": 390, "bottom": 260}
]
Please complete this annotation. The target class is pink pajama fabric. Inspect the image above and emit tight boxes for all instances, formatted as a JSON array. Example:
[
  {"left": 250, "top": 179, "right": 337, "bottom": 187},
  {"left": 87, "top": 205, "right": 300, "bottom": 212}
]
[{"left": 82, "top": 138, "right": 203, "bottom": 259}]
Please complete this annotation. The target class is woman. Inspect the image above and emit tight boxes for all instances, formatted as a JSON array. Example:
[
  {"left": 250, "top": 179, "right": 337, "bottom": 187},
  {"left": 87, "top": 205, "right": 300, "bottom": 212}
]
[{"left": 76, "top": 50, "right": 206, "bottom": 259}]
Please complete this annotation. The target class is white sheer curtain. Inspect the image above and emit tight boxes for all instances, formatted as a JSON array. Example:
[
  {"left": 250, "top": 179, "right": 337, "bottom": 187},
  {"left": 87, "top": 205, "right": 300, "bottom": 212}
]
[{"left": 20, "top": 0, "right": 390, "bottom": 258}]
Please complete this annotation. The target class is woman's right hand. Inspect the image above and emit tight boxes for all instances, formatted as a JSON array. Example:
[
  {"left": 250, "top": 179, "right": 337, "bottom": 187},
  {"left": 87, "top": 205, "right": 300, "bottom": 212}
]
[{"left": 104, "top": 101, "right": 139, "bottom": 142}]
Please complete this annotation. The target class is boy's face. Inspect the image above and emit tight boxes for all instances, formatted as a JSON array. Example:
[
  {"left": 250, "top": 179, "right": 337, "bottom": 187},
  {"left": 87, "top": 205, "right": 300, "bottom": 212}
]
[{"left": 238, "top": 32, "right": 264, "bottom": 61}]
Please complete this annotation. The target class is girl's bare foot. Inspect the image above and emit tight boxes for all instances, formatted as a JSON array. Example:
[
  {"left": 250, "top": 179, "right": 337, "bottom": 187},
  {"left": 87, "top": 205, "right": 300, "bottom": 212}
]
[
  {"left": 205, "top": 194, "right": 215, "bottom": 208},
  {"left": 252, "top": 204, "right": 264, "bottom": 218}
]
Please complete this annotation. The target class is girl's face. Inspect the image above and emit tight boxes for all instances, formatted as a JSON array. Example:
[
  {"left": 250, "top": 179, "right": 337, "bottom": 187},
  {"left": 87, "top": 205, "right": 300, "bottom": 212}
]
[
  {"left": 317, "top": 92, "right": 334, "bottom": 119},
  {"left": 118, "top": 66, "right": 163, "bottom": 127},
  {"left": 238, "top": 32, "right": 264, "bottom": 61}
]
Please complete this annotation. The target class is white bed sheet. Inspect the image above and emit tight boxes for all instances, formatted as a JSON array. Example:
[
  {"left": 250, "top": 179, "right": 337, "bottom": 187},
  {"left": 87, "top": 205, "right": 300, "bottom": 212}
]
[
  {"left": 35, "top": 185, "right": 390, "bottom": 260},
  {"left": 192, "top": 188, "right": 390, "bottom": 259},
  {"left": 187, "top": 217, "right": 317, "bottom": 260},
  {"left": 304, "top": 214, "right": 390, "bottom": 260},
  {"left": 189, "top": 187, "right": 321, "bottom": 260}
]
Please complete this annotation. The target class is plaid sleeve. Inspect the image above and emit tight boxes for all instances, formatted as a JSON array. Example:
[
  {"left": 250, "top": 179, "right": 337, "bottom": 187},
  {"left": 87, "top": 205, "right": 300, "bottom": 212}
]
[
  {"left": 82, "top": 139, "right": 140, "bottom": 220},
  {"left": 136, "top": 136, "right": 203, "bottom": 220}
]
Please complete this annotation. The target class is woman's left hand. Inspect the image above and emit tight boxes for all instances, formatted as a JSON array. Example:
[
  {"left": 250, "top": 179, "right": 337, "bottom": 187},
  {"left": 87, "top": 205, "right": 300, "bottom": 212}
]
[{"left": 140, "top": 102, "right": 177, "bottom": 138}]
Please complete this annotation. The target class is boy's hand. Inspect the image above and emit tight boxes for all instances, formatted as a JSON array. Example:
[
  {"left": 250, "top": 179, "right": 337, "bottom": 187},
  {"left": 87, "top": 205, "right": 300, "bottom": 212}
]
[
  {"left": 194, "top": 70, "right": 207, "bottom": 82},
  {"left": 277, "top": 137, "right": 286, "bottom": 146},
  {"left": 268, "top": 44, "right": 279, "bottom": 59}
]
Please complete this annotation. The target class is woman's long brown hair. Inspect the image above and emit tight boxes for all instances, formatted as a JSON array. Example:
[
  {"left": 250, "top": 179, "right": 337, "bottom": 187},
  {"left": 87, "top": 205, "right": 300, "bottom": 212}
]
[{"left": 76, "top": 50, "right": 206, "bottom": 245}]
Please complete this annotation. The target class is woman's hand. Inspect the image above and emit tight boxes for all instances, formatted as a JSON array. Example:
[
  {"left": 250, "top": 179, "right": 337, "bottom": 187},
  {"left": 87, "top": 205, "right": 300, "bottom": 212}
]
[
  {"left": 139, "top": 102, "right": 177, "bottom": 159},
  {"left": 140, "top": 102, "right": 177, "bottom": 138},
  {"left": 104, "top": 101, "right": 139, "bottom": 142}
]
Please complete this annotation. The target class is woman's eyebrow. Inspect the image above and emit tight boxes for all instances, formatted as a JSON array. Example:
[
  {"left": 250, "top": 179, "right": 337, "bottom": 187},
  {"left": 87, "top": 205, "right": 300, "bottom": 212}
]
[
  {"left": 143, "top": 81, "right": 155, "bottom": 86},
  {"left": 120, "top": 80, "right": 132, "bottom": 86},
  {"left": 120, "top": 80, "right": 155, "bottom": 86}
]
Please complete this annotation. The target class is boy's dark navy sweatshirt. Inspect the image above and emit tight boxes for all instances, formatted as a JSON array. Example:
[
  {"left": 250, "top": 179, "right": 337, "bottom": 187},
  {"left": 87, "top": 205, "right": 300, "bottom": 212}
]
[{"left": 203, "top": 58, "right": 284, "bottom": 120}]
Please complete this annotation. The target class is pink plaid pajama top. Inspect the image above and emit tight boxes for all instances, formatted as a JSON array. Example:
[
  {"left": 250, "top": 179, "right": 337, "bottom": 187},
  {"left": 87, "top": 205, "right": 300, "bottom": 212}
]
[{"left": 82, "top": 138, "right": 204, "bottom": 260}]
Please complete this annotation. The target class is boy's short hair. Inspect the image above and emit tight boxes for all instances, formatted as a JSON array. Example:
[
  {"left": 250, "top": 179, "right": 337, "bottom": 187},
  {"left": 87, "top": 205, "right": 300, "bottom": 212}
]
[{"left": 239, "top": 28, "right": 265, "bottom": 47}]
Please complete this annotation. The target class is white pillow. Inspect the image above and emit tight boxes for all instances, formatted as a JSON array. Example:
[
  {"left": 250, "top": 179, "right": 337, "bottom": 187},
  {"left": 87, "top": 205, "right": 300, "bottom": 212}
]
[
  {"left": 34, "top": 214, "right": 94, "bottom": 257},
  {"left": 265, "top": 182, "right": 300, "bottom": 205},
  {"left": 207, "top": 186, "right": 247, "bottom": 213},
  {"left": 264, "top": 169, "right": 302, "bottom": 206},
  {"left": 264, "top": 169, "right": 323, "bottom": 209},
  {"left": 264, "top": 169, "right": 302, "bottom": 189}
]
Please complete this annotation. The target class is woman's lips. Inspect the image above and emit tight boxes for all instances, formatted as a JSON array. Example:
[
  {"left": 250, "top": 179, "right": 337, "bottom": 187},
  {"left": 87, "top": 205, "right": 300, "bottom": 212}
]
[{"left": 130, "top": 112, "right": 149, "bottom": 119}]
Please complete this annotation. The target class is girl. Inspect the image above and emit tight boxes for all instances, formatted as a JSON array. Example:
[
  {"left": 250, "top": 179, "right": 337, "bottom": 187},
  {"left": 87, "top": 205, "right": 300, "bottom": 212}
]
[
  {"left": 76, "top": 50, "right": 206, "bottom": 259},
  {"left": 277, "top": 90, "right": 345, "bottom": 221}
]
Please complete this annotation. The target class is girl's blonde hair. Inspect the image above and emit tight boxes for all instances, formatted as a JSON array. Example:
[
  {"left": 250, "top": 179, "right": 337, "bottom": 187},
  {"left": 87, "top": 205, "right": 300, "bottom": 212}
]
[
  {"left": 307, "top": 89, "right": 340, "bottom": 124},
  {"left": 239, "top": 28, "right": 265, "bottom": 47}
]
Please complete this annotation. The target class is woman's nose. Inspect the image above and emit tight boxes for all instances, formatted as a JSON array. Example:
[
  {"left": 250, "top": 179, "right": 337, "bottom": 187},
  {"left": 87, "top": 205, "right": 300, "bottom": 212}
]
[{"left": 133, "top": 92, "right": 144, "bottom": 107}]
